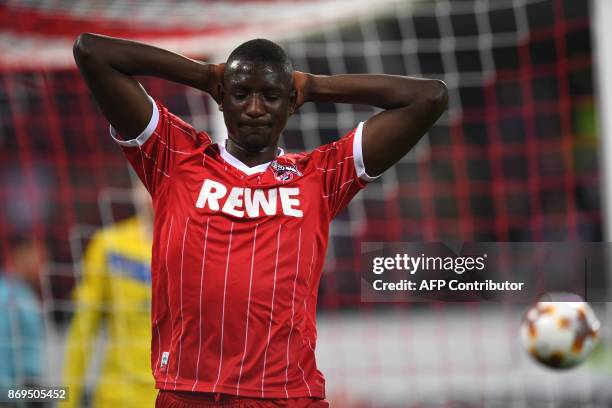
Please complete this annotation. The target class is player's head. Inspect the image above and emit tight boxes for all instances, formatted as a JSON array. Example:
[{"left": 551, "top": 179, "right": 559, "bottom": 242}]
[
  {"left": 3, "top": 233, "right": 46, "bottom": 291},
  {"left": 220, "top": 39, "right": 296, "bottom": 153}
]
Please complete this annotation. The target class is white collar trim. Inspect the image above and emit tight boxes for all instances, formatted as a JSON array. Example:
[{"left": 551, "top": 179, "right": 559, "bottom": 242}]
[{"left": 218, "top": 142, "right": 285, "bottom": 175}]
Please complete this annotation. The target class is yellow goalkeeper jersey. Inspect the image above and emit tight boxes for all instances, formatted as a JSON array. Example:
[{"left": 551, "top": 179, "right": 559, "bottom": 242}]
[{"left": 61, "top": 217, "right": 156, "bottom": 408}]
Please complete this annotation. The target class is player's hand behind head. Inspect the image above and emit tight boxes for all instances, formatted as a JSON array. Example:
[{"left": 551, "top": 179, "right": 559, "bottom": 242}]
[
  {"left": 292, "top": 71, "right": 310, "bottom": 112},
  {"left": 205, "top": 63, "right": 225, "bottom": 104}
]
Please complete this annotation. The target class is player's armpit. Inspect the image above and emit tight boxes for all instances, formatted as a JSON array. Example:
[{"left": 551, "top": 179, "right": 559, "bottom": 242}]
[
  {"left": 300, "top": 73, "right": 447, "bottom": 177},
  {"left": 361, "top": 79, "right": 447, "bottom": 177}
]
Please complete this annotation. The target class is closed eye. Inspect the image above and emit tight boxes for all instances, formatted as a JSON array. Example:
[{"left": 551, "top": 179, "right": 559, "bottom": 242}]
[
  {"left": 265, "top": 94, "right": 280, "bottom": 102},
  {"left": 232, "top": 92, "right": 248, "bottom": 100}
]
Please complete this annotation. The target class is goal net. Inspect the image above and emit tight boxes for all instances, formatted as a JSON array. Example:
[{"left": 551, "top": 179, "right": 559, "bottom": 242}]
[{"left": 0, "top": 0, "right": 610, "bottom": 406}]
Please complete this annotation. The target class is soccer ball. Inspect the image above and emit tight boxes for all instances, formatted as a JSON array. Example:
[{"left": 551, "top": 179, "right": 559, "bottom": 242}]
[{"left": 520, "top": 295, "right": 600, "bottom": 369}]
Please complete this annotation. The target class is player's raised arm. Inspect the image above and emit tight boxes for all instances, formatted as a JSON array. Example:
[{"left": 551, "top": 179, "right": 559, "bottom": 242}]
[
  {"left": 72, "top": 33, "right": 223, "bottom": 140},
  {"left": 295, "top": 72, "right": 448, "bottom": 177}
]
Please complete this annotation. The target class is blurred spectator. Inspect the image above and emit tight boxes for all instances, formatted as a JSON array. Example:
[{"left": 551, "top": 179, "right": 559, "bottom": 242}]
[
  {"left": 61, "top": 183, "right": 156, "bottom": 408},
  {"left": 0, "top": 235, "right": 46, "bottom": 388}
]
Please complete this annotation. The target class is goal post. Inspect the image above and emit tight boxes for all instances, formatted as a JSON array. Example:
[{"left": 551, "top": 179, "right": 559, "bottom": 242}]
[{"left": 591, "top": 0, "right": 612, "bottom": 382}]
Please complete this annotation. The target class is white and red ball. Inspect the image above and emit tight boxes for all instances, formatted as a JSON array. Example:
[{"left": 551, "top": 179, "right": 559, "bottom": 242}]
[{"left": 520, "top": 297, "right": 600, "bottom": 369}]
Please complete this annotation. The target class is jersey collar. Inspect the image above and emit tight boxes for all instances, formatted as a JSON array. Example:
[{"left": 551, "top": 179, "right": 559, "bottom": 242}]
[{"left": 217, "top": 142, "right": 285, "bottom": 176}]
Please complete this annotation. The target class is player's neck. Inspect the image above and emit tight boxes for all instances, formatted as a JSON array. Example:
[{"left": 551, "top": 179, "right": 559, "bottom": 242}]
[{"left": 225, "top": 139, "right": 278, "bottom": 167}]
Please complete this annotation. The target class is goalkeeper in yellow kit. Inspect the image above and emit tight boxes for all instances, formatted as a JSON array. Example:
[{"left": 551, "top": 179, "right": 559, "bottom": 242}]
[{"left": 61, "top": 184, "right": 156, "bottom": 407}]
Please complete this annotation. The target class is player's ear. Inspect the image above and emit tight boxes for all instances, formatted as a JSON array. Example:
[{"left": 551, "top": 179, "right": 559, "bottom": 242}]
[{"left": 288, "top": 88, "right": 297, "bottom": 115}]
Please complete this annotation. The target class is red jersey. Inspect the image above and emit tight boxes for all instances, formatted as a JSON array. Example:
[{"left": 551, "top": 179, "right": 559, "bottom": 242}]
[{"left": 110, "top": 96, "right": 374, "bottom": 399}]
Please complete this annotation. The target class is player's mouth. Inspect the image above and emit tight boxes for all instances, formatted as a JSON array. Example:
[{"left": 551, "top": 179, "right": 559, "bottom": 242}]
[
  {"left": 240, "top": 122, "right": 271, "bottom": 128},
  {"left": 240, "top": 123, "right": 272, "bottom": 132}
]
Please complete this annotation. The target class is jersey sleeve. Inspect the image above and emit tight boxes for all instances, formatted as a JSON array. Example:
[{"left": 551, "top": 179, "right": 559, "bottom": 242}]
[
  {"left": 109, "top": 95, "right": 207, "bottom": 196},
  {"left": 312, "top": 122, "right": 380, "bottom": 219}
]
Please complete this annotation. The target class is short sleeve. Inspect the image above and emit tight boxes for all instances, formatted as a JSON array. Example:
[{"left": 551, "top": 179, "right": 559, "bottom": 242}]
[
  {"left": 109, "top": 96, "right": 209, "bottom": 196},
  {"left": 312, "top": 122, "right": 380, "bottom": 219}
]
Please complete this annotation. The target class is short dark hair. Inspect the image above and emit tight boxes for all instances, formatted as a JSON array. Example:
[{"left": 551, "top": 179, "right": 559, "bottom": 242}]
[
  {"left": 2, "top": 233, "right": 37, "bottom": 267},
  {"left": 226, "top": 39, "right": 293, "bottom": 73}
]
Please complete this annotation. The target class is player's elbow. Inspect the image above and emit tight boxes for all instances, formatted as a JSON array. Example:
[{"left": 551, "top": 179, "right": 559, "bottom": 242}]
[
  {"left": 73, "top": 33, "right": 98, "bottom": 62},
  {"left": 425, "top": 79, "right": 448, "bottom": 113}
]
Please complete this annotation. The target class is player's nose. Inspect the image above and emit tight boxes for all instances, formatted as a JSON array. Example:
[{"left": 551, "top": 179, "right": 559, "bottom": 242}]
[{"left": 245, "top": 94, "right": 265, "bottom": 117}]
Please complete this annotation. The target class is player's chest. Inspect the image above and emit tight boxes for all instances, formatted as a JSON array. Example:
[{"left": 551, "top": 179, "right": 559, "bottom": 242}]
[{"left": 161, "top": 154, "right": 323, "bottom": 221}]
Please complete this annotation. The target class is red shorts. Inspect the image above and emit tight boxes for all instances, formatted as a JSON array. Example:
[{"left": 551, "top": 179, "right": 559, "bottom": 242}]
[{"left": 155, "top": 390, "right": 330, "bottom": 408}]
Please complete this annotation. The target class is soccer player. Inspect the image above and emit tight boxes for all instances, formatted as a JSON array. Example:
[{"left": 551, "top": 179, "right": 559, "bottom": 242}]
[
  {"left": 72, "top": 33, "right": 447, "bottom": 407},
  {"left": 61, "top": 182, "right": 156, "bottom": 407},
  {"left": 0, "top": 235, "right": 45, "bottom": 389}
]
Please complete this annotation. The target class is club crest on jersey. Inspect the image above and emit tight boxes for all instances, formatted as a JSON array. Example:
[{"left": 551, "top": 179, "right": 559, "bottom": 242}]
[{"left": 271, "top": 161, "right": 302, "bottom": 182}]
